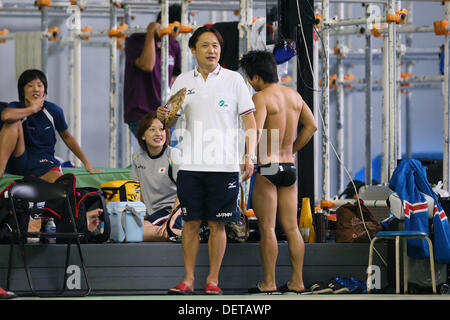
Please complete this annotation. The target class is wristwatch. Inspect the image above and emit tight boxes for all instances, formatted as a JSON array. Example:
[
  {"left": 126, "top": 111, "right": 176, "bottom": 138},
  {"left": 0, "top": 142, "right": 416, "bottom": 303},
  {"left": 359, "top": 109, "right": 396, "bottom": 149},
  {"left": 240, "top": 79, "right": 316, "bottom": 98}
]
[{"left": 244, "top": 154, "right": 257, "bottom": 162}]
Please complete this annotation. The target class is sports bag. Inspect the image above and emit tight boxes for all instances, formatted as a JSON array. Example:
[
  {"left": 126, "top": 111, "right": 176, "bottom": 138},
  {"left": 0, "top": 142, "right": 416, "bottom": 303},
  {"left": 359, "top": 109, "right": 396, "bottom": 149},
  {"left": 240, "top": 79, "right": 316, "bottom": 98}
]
[
  {"left": 224, "top": 183, "right": 249, "bottom": 243},
  {"left": 46, "top": 173, "right": 111, "bottom": 243},
  {"left": 0, "top": 181, "right": 30, "bottom": 244},
  {"left": 107, "top": 201, "right": 146, "bottom": 242},
  {"left": 336, "top": 199, "right": 382, "bottom": 243},
  {"left": 100, "top": 180, "right": 141, "bottom": 204},
  {"left": 75, "top": 187, "right": 111, "bottom": 243},
  {"left": 0, "top": 183, "right": 14, "bottom": 243}
]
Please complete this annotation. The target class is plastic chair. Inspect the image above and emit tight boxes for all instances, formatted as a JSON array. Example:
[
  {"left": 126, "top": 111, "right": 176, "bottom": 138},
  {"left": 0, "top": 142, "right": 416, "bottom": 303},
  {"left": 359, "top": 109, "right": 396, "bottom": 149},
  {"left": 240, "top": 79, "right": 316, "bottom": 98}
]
[
  {"left": 6, "top": 179, "right": 91, "bottom": 297},
  {"left": 367, "top": 230, "right": 436, "bottom": 294}
]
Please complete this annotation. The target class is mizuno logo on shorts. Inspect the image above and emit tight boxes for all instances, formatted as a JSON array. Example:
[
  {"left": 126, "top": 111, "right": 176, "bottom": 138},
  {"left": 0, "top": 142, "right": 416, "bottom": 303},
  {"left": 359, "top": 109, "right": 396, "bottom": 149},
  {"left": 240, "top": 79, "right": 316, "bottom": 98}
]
[
  {"left": 216, "top": 212, "right": 232, "bottom": 218},
  {"left": 228, "top": 182, "right": 237, "bottom": 189}
]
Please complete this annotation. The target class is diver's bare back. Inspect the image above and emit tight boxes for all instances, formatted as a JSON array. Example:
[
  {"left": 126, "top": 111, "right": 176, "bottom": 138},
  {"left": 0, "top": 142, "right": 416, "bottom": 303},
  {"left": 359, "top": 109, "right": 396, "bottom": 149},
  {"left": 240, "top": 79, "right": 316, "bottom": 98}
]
[{"left": 259, "top": 83, "right": 303, "bottom": 164}]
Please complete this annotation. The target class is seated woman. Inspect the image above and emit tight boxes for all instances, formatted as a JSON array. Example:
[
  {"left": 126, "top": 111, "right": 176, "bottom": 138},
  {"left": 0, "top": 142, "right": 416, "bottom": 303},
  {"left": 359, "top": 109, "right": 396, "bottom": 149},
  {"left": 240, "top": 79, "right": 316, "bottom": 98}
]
[
  {"left": 0, "top": 69, "right": 102, "bottom": 231},
  {"left": 0, "top": 69, "right": 100, "bottom": 182},
  {"left": 0, "top": 69, "right": 103, "bottom": 233},
  {"left": 130, "top": 112, "right": 183, "bottom": 241}
]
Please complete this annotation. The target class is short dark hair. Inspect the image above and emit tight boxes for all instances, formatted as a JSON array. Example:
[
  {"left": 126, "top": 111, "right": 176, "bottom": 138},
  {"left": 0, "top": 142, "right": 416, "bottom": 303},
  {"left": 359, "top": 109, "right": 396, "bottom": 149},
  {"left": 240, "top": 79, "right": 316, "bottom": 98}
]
[
  {"left": 188, "top": 26, "right": 223, "bottom": 49},
  {"left": 17, "top": 69, "right": 48, "bottom": 102},
  {"left": 156, "top": 4, "right": 181, "bottom": 24},
  {"left": 239, "top": 50, "right": 279, "bottom": 84},
  {"left": 137, "top": 112, "right": 170, "bottom": 151}
]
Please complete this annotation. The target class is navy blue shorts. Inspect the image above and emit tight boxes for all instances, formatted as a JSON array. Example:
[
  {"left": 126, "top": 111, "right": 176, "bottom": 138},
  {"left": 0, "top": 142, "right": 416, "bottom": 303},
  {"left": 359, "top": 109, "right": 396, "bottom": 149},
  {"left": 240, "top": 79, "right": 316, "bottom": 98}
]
[
  {"left": 177, "top": 170, "right": 240, "bottom": 222},
  {"left": 5, "top": 150, "right": 61, "bottom": 177}
]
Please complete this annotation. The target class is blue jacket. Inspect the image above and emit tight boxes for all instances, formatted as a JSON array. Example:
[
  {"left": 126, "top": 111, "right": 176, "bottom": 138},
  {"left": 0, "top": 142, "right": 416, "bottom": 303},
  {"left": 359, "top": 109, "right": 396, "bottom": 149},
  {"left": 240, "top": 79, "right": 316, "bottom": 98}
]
[{"left": 389, "top": 158, "right": 450, "bottom": 263}]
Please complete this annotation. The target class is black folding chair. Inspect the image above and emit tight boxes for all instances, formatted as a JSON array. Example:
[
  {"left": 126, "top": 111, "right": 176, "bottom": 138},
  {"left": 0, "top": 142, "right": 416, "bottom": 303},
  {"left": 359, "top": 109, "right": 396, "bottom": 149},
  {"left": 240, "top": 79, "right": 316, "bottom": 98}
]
[{"left": 6, "top": 179, "right": 91, "bottom": 297}]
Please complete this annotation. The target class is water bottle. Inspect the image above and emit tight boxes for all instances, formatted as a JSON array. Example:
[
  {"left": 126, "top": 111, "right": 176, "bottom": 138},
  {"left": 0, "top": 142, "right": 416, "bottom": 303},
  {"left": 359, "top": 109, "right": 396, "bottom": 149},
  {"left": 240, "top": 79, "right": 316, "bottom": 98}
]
[
  {"left": 299, "top": 197, "right": 315, "bottom": 243},
  {"left": 27, "top": 208, "right": 42, "bottom": 244},
  {"left": 46, "top": 218, "right": 56, "bottom": 244},
  {"left": 313, "top": 207, "right": 328, "bottom": 243}
]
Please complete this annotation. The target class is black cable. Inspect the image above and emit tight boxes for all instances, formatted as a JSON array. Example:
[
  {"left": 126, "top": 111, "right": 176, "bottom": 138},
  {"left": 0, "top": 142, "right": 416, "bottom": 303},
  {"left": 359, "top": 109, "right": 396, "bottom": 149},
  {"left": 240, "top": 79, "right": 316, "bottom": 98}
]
[{"left": 294, "top": 4, "right": 330, "bottom": 93}]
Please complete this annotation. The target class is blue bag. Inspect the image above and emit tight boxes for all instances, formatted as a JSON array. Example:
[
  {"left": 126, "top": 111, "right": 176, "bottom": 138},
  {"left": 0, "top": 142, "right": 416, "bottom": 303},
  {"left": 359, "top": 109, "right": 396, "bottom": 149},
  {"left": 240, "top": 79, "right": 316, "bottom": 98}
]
[{"left": 107, "top": 201, "right": 146, "bottom": 243}]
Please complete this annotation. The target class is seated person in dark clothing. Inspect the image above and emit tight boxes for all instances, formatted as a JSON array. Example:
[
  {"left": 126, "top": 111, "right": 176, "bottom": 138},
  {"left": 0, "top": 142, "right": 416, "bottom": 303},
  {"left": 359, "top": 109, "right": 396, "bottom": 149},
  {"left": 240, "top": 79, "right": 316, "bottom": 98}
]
[{"left": 0, "top": 69, "right": 100, "bottom": 182}]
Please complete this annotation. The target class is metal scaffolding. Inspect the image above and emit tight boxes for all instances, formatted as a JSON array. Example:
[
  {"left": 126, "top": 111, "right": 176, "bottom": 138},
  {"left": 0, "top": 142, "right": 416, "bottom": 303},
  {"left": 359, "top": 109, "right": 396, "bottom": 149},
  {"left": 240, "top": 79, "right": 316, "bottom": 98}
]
[
  {"left": 0, "top": 0, "right": 261, "bottom": 169},
  {"left": 2, "top": 0, "right": 447, "bottom": 205},
  {"left": 317, "top": 0, "right": 450, "bottom": 202}
]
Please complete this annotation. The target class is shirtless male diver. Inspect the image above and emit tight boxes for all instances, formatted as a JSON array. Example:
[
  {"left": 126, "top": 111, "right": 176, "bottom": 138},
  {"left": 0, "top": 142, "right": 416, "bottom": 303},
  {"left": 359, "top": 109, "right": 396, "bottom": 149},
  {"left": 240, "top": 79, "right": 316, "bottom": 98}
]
[{"left": 239, "top": 50, "right": 318, "bottom": 294}]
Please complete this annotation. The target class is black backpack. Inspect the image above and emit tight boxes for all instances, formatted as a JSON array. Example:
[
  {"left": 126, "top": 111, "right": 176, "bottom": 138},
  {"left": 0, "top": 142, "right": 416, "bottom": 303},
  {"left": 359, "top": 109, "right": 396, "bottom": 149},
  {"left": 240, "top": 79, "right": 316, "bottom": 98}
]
[
  {"left": 0, "top": 181, "right": 30, "bottom": 244},
  {"left": 74, "top": 187, "right": 111, "bottom": 243},
  {"left": 46, "top": 173, "right": 111, "bottom": 243},
  {"left": 0, "top": 174, "right": 111, "bottom": 244}
]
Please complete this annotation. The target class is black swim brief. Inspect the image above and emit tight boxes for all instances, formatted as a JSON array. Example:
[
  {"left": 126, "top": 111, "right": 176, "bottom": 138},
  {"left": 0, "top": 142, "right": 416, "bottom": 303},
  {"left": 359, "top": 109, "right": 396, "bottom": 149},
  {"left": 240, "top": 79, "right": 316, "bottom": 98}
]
[{"left": 257, "top": 163, "right": 297, "bottom": 187}]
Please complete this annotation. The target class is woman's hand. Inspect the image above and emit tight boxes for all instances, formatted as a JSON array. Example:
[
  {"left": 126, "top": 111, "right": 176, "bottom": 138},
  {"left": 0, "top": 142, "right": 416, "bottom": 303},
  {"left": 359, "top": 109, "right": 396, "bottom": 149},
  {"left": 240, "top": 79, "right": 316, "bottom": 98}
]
[{"left": 84, "top": 162, "right": 103, "bottom": 174}]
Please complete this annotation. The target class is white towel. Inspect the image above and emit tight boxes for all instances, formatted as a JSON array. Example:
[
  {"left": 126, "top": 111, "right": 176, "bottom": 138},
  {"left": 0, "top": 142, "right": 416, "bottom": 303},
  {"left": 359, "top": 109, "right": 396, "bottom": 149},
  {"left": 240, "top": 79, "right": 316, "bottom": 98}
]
[
  {"left": 14, "top": 32, "right": 42, "bottom": 80},
  {"left": 250, "top": 18, "right": 267, "bottom": 51}
]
